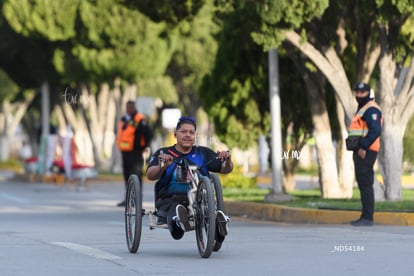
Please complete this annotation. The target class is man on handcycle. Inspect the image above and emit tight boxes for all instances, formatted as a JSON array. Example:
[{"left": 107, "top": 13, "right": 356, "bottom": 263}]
[{"left": 146, "top": 116, "right": 232, "bottom": 240}]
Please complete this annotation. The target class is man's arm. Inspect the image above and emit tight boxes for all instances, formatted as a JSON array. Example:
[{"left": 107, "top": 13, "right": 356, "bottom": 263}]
[{"left": 146, "top": 150, "right": 173, "bottom": 180}]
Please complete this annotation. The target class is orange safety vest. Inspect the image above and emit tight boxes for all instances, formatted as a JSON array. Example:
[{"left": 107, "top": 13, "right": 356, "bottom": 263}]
[
  {"left": 116, "top": 113, "right": 146, "bottom": 152},
  {"left": 347, "top": 101, "right": 382, "bottom": 152}
]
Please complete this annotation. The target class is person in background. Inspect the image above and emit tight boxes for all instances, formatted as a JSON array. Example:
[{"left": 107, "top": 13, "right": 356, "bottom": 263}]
[
  {"left": 347, "top": 83, "right": 382, "bottom": 226},
  {"left": 116, "top": 100, "right": 152, "bottom": 207},
  {"left": 146, "top": 116, "right": 232, "bottom": 240},
  {"left": 19, "top": 140, "right": 33, "bottom": 161}
]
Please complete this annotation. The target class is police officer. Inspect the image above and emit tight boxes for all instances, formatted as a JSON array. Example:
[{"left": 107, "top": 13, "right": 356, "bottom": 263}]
[
  {"left": 347, "top": 83, "right": 382, "bottom": 226},
  {"left": 116, "top": 100, "right": 152, "bottom": 207}
]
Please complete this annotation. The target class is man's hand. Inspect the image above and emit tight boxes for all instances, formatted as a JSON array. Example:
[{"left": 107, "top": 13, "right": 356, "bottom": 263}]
[
  {"left": 147, "top": 151, "right": 174, "bottom": 180},
  {"left": 217, "top": 150, "right": 231, "bottom": 162},
  {"left": 217, "top": 150, "right": 233, "bottom": 174},
  {"left": 358, "top": 148, "right": 366, "bottom": 159},
  {"left": 159, "top": 151, "right": 173, "bottom": 168}
]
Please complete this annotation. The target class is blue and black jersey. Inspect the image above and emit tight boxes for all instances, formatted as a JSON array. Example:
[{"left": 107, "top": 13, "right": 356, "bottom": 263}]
[{"left": 148, "top": 145, "right": 222, "bottom": 199}]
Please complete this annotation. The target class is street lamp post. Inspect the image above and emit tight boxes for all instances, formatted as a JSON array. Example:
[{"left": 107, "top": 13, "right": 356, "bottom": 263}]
[
  {"left": 265, "top": 49, "right": 291, "bottom": 202},
  {"left": 38, "top": 81, "right": 50, "bottom": 175}
]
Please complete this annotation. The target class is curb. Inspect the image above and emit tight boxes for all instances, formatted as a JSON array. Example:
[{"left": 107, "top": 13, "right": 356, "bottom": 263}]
[{"left": 224, "top": 200, "right": 414, "bottom": 226}]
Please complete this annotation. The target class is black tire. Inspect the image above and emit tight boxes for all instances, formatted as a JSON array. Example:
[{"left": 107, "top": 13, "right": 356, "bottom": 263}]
[
  {"left": 210, "top": 173, "right": 225, "bottom": 252},
  {"left": 125, "top": 175, "right": 142, "bottom": 253},
  {"left": 194, "top": 176, "right": 216, "bottom": 258}
]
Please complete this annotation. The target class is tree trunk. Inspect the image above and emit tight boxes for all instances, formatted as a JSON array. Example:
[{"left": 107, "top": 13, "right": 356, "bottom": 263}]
[
  {"left": 379, "top": 122, "right": 404, "bottom": 201},
  {"left": 314, "top": 131, "right": 342, "bottom": 198},
  {"left": 376, "top": 42, "right": 414, "bottom": 201},
  {"left": 283, "top": 171, "right": 295, "bottom": 192},
  {"left": 0, "top": 95, "right": 35, "bottom": 160},
  {"left": 61, "top": 97, "right": 95, "bottom": 167},
  {"left": 336, "top": 98, "right": 354, "bottom": 198},
  {"left": 306, "top": 82, "right": 341, "bottom": 198},
  {"left": 80, "top": 83, "right": 114, "bottom": 171},
  {"left": 0, "top": 135, "right": 10, "bottom": 161},
  {"left": 294, "top": 57, "right": 342, "bottom": 198},
  {"left": 57, "top": 82, "right": 123, "bottom": 171}
]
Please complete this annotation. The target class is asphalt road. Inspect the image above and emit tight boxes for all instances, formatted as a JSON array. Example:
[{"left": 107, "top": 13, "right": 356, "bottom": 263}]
[{"left": 1, "top": 178, "right": 414, "bottom": 276}]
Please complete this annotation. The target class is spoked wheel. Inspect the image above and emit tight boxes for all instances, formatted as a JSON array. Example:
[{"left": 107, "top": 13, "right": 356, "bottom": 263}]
[
  {"left": 210, "top": 173, "right": 225, "bottom": 252},
  {"left": 194, "top": 176, "right": 216, "bottom": 258},
  {"left": 125, "top": 175, "right": 142, "bottom": 253}
]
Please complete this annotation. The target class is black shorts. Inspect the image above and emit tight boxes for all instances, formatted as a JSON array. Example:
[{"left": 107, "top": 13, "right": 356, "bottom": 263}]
[{"left": 155, "top": 194, "right": 188, "bottom": 218}]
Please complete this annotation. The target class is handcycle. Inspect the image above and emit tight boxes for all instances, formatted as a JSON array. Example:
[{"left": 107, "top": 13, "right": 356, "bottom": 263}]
[{"left": 124, "top": 157, "right": 226, "bottom": 258}]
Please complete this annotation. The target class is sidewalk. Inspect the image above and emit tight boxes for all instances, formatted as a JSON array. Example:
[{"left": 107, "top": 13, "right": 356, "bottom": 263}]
[
  {"left": 233, "top": 173, "right": 414, "bottom": 226},
  {"left": 224, "top": 200, "right": 414, "bottom": 226}
]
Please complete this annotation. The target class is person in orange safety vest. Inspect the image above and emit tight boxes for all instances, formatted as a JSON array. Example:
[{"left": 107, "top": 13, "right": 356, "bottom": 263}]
[
  {"left": 116, "top": 100, "right": 152, "bottom": 207},
  {"left": 347, "top": 83, "right": 382, "bottom": 226}
]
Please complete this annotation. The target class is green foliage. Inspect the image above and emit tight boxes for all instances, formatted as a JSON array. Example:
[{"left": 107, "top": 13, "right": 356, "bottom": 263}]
[
  {"left": 3, "top": 0, "right": 79, "bottom": 41},
  {"left": 136, "top": 76, "right": 178, "bottom": 104},
  {"left": 252, "top": 0, "right": 329, "bottom": 49},
  {"left": 123, "top": 0, "right": 205, "bottom": 24},
  {"left": 202, "top": 1, "right": 314, "bottom": 150},
  {"left": 224, "top": 187, "right": 414, "bottom": 211},
  {"left": 1, "top": 0, "right": 177, "bottom": 86},
  {"left": 278, "top": 55, "right": 313, "bottom": 149},
  {"left": 0, "top": 68, "right": 19, "bottom": 102},
  {"left": 401, "top": 15, "right": 414, "bottom": 43},
  {"left": 223, "top": 187, "right": 269, "bottom": 202},
  {"left": 218, "top": 170, "right": 257, "bottom": 189},
  {"left": 403, "top": 115, "right": 414, "bottom": 165},
  {"left": 0, "top": 159, "right": 24, "bottom": 173},
  {"left": 257, "top": 0, "right": 329, "bottom": 27},
  {"left": 201, "top": 1, "right": 270, "bottom": 149},
  {"left": 0, "top": 12, "right": 59, "bottom": 87},
  {"left": 60, "top": 0, "right": 175, "bottom": 83},
  {"left": 283, "top": 188, "right": 414, "bottom": 211},
  {"left": 165, "top": 1, "right": 220, "bottom": 114}
]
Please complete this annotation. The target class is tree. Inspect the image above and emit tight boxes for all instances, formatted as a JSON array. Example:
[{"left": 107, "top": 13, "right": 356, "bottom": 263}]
[
  {"left": 201, "top": 2, "right": 270, "bottom": 150},
  {"left": 123, "top": 0, "right": 205, "bottom": 25},
  {"left": 202, "top": 2, "right": 315, "bottom": 193},
  {"left": 1, "top": 0, "right": 180, "bottom": 170},
  {"left": 0, "top": 69, "right": 35, "bottom": 160},
  {"left": 1, "top": 0, "right": 75, "bottom": 87},
  {"left": 253, "top": 0, "right": 414, "bottom": 200},
  {"left": 164, "top": 2, "right": 220, "bottom": 116}
]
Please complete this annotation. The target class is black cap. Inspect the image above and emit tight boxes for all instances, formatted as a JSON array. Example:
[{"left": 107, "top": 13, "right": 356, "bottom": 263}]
[{"left": 353, "top": 82, "right": 371, "bottom": 92}]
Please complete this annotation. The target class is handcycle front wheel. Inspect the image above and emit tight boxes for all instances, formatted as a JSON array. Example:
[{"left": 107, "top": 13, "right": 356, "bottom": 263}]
[
  {"left": 210, "top": 173, "right": 225, "bottom": 252},
  {"left": 125, "top": 174, "right": 142, "bottom": 253},
  {"left": 194, "top": 176, "right": 216, "bottom": 258}
]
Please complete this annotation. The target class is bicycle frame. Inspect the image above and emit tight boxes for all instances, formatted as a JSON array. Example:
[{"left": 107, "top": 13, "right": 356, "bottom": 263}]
[
  {"left": 183, "top": 164, "right": 200, "bottom": 230},
  {"left": 148, "top": 161, "right": 205, "bottom": 230}
]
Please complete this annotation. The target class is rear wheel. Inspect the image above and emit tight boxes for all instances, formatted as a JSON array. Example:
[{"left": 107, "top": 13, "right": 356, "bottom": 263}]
[
  {"left": 210, "top": 173, "right": 225, "bottom": 251},
  {"left": 125, "top": 175, "right": 142, "bottom": 253},
  {"left": 194, "top": 176, "right": 216, "bottom": 258}
]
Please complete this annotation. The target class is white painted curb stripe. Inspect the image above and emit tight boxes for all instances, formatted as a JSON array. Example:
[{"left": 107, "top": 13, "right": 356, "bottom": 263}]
[{"left": 52, "top": 242, "right": 121, "bottom": 260}]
